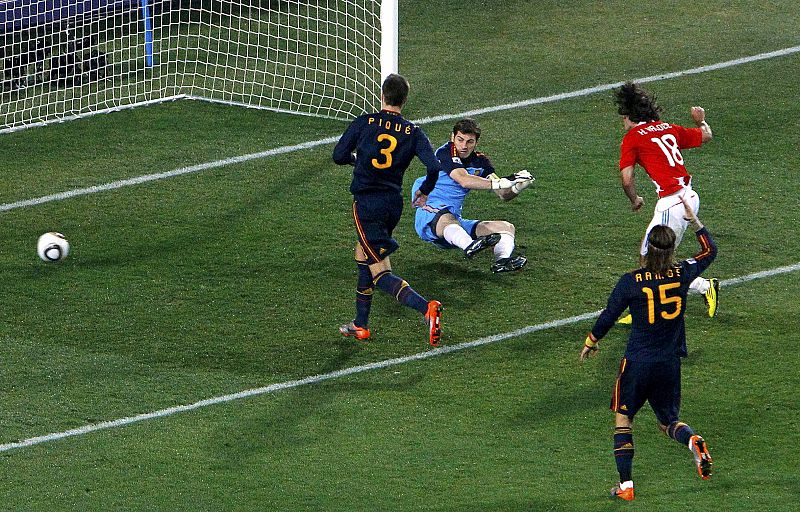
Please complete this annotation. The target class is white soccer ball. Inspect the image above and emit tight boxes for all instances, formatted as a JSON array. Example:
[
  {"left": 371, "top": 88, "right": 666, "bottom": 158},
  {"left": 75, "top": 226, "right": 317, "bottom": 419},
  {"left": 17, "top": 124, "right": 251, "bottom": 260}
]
[{"left": 37, "top": 232, "right": 70, "bottom": 262}]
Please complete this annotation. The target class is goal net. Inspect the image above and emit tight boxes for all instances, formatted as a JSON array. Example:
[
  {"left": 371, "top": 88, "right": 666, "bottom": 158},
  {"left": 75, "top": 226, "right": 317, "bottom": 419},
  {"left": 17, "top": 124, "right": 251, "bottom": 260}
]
[{"left": 0, "top": 0, "right": 397, "bottom": 134}]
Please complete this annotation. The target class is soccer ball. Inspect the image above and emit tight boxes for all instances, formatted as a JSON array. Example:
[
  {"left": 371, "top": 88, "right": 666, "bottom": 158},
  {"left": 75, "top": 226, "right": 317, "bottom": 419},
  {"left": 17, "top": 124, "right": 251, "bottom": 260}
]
[{"left": 37, "top": 232, "right": 70, "bottom": 262}]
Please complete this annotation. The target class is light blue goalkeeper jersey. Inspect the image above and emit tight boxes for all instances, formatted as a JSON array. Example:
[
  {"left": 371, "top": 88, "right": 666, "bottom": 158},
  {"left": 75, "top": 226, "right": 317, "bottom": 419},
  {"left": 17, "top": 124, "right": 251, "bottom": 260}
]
[{"left": 411, "top": 141, "right": 495, "bottom": 216}]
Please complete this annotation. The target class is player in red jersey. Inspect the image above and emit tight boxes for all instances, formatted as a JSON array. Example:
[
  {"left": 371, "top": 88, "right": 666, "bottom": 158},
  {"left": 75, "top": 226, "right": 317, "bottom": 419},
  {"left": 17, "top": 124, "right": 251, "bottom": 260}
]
[{"left": 614, "top": 82, "right": 719, "bottom": 320}]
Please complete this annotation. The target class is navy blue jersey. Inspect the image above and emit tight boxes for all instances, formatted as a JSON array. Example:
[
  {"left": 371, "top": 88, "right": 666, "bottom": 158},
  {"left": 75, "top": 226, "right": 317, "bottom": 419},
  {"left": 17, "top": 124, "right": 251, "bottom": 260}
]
[
  {"left": 333, "top": 109, "right": 440, "bottom": 196},
  {"left": 591, "top": 228, "right": 717, "bottom": 362},
  {"left": 411, "top": 142, "right": 495, "bottom": 217}
]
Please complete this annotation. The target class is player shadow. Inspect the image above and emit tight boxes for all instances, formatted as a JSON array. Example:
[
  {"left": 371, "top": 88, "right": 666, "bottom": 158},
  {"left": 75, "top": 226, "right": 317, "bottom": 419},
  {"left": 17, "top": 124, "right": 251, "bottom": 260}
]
[
  {"left": 209, "top": 361, "right": 426, "bottom": 460},
  {"left": 505, "top": 349, "right": 621, "bottom": 426},
  {"left": 681, "top": 347, "right": 706, "bottom": 365},
  {"left": 411, "top": 259, "right": 512, "bottom": 306}
]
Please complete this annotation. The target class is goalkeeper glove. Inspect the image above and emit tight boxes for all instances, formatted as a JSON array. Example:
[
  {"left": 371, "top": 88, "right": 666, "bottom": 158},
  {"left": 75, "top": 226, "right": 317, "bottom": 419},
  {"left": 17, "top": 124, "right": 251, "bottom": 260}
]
[
  {"left": 491, "top": 177, "right": 516, "bottom": 190},
  {"left": 510, "top": 170, "right": 535, "bottom": 194},
  {"left": 489, "top": 171, "right": 534, "bottom": 191}
]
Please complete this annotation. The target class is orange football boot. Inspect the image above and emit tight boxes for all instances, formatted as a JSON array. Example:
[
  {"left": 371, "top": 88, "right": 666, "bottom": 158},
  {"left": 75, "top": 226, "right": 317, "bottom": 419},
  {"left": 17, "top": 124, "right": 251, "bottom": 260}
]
[
  {"left": 610, "top": 482, "right": 635, "bottom": 501},
  {"left": 689, "top": 435, "right": 713, "bottom": 480},
  {"left": 339, "top": 322, "right": 370, "bottom": 340},
  {"left": 425, "top": 300, "right": 442, "bottom": 347}
]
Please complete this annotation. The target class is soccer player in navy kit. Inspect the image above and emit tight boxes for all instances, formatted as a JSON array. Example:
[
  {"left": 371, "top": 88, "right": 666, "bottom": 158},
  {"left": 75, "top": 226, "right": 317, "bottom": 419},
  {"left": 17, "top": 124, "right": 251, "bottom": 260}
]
[
  {"left": 411, "top": 118, "right": 533, "bottom": 273},
  {"left": 580, "top": 197, "right": 716, "bottom": 501},
  {"left": 333, "top": 74, "right": 444, "bottom": 346}
]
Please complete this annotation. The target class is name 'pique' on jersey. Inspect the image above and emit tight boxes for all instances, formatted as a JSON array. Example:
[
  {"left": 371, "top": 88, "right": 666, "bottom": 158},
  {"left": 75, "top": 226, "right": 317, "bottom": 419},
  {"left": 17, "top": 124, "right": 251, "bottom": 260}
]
[
  {"left": 411, "top": 141, "right": 495, "bottom": 216},
  {"left": 620, "top": 121, "right": 703, "bottom": 197},
  {"left": 591, "top": 228, "right": 717, "bottom": 362},
  {"left": 333, "top": 109, "right": 440, "bottom": 197}
]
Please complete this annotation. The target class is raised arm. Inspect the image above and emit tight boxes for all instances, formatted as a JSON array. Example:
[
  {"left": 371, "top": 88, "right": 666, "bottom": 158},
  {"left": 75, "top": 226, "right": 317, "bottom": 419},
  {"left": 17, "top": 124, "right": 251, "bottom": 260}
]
[
  {"left": 690, "top": 106, "right": 713, "bottom": 143},
  {"left": 681, "top": 196, "right": 717, "bottom": 275}
]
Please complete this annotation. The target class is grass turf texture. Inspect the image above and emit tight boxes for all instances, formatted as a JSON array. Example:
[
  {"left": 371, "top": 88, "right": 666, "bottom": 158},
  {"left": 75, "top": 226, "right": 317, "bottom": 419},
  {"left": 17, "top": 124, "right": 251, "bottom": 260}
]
[{"left": 1, "top": 0, "right": 799, "bottom": 510}]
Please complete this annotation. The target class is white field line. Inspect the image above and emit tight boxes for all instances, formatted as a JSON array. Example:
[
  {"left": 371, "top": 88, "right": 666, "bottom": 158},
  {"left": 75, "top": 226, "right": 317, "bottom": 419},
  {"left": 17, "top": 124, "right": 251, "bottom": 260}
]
[
  {"left": 0, "top": 262, "right": 798, "bottom": 454},
  {"left": 2, "top": 45, "right": 799, "bottom": 213},
  {"left": 0, "top": 137, "right": 340, "bottom": 212}
]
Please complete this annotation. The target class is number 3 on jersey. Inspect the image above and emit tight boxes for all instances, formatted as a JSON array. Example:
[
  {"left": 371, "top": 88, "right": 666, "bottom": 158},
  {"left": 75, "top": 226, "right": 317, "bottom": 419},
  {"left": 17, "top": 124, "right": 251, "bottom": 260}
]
[
  {"left": 651, "top": 134, "right": 684, "bottom": 167},
  {"left": 641, "top": 282, "right": 682, "bottom": 324},
  {"left": 371, "top": 134, "right": 398, "bottom": 170}
]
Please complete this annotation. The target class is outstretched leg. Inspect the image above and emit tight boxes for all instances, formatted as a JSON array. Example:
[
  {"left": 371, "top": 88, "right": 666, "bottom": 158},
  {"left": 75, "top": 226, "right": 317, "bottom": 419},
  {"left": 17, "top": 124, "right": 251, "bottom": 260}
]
[
  {"left": 476, "top": 221, "right": 527, "bottom": 273},
  {"left": 435, "top": 214, "right": 499, "bottom": 259},
  {"left": 360, "top": 247, "right": 442, "bottom": 347}
]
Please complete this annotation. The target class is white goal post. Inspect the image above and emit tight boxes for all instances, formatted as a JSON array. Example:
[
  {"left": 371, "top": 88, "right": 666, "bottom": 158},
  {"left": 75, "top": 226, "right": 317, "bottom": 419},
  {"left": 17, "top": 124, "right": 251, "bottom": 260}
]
[{"left": 0, "top": 0, "right": 398, "bottom": 134}]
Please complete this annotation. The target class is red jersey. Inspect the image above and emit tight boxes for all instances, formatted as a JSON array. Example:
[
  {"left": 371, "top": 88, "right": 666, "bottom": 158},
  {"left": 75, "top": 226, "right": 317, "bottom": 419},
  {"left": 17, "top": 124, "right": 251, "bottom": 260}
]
[{"left": 619, "top": 121, "right": 703, "bottom": 197}]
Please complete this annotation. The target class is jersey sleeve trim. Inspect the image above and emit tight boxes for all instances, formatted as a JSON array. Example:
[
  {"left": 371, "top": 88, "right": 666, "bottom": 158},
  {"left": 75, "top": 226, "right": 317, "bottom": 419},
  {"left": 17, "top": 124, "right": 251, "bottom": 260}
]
[{"left": 694, "top": 230, "right": 714, "bottom": 260}]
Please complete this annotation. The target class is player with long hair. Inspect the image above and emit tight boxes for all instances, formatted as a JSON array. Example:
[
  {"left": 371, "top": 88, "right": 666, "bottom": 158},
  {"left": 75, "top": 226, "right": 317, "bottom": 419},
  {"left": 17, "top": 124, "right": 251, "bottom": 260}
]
[
  {"left": 580, "top": 197, "right": 716, "bottom": 501},
  {"left": 613, "top": 82, "right": 720, "bottom": 321}
]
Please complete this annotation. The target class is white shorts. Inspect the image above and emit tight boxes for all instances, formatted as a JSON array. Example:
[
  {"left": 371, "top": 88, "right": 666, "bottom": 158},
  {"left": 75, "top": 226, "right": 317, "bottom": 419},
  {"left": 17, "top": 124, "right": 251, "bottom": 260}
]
[{"left": 640, "top": 187, "right": 700, "bottom": 256}]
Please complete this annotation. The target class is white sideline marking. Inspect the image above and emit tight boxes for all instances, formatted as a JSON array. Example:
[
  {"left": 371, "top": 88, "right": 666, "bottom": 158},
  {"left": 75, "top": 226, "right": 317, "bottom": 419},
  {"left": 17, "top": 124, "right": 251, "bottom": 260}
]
[
  {"left": 0, "top": 262, "right": 798, "bottom": 454},
  {"left": 2, "top": 45, "right": 799, "bottom": 213}
]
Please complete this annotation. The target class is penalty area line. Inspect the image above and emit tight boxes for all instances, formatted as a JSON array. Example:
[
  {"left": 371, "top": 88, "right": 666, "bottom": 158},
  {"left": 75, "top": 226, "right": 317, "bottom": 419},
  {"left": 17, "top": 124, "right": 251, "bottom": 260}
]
[
  {"left": 2, "top": 45, "right": 799, "bottom": 213},
  {"left": 0, "top": 261, "right": 798, "bottom": 454}
]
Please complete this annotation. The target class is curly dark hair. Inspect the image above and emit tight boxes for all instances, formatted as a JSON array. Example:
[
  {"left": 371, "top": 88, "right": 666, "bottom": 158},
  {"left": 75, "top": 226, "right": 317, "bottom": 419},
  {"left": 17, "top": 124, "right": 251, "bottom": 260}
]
[{"left": 613, "top": 81, "right": 662, "bottom": 122}]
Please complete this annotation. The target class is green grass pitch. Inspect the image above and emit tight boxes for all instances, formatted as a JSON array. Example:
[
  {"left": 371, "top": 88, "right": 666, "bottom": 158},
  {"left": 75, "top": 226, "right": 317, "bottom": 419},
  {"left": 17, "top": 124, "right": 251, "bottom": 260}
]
[{"left": 1, "top": 1, "right": 799, "bottom": 510}]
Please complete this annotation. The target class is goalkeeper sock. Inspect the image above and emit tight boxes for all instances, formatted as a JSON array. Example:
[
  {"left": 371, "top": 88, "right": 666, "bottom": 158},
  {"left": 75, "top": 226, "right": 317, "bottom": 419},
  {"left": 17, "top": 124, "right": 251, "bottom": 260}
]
[
  {"left": 666, "top": 421, "right": 695, "bottom": 446},
  {"left": 493, "top": 233, "right": 515, "bottom": 260},
  {"left": 374, "top": 271, "right": 428, "bottom": 314},
  {"left": 354, "top": 261, "right": 373, "bottom": 327},
  {"left": 614, "top": 426, "right": 634, "bottom": 483},
  {"left": 442, "top": 223, "right": 473, "bottom": 250}
]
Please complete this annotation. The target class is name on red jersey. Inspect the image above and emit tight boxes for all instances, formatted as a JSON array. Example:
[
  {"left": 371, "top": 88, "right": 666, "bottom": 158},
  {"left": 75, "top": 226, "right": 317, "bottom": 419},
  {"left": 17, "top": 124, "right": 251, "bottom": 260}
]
[{"left": 636, "top": 122, "right": 671, "bottom": 136}]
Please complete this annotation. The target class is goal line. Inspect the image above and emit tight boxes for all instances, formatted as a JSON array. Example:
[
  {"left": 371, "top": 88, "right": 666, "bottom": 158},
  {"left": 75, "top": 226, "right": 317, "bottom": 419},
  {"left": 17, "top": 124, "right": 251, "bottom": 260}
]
[{"left": 2, "top": 43, "right": 798, "bottom": 214}]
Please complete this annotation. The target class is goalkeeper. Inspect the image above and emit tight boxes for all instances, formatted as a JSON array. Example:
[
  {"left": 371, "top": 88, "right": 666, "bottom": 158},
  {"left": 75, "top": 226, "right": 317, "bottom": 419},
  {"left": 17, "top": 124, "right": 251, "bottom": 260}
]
[{"left": 411, "top": 118, "right": 533, "bottom": 273}]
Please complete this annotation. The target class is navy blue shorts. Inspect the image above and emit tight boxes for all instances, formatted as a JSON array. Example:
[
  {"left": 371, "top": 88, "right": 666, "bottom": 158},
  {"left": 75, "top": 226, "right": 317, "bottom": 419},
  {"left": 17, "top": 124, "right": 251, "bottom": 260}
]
[
  {"left": 352, "top": 192, "right": 403, "bottom": 264},
  {"left": 610, "top": 357, "right": 682, "bottom": 425}
]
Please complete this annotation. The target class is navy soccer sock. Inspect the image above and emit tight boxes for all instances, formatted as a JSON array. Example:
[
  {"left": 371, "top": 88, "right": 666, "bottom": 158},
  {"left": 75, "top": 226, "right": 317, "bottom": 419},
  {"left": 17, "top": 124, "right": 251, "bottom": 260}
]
[
  {"left": 667, "top": 421, "right": 695, "bottom": 446},
  {"left": 614, "top": 426, "right": 634, "bottom": 483},
  {"left": 374, "top": 271, "right": 428, "bottom": 314},
  {"left": 354, "top": 262, "right": 373, "bottom": 328}
]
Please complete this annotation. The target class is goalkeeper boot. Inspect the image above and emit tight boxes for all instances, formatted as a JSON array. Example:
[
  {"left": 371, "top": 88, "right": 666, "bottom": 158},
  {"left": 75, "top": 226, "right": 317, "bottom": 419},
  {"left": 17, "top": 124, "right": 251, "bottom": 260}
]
[
  {"left": 617, "top": 313, "right": 633, "bottom": 325},
  {"left": 610, "top": 482, "right": 635, "bottom": 501},
  {"left": 339, "top": 322, "right": 370, "bottom": 340},
  {"left": 704, "top": 278, "right": 720, "bottom": 318},
  {"left": 463, "top": 233, "right": 501, "bottom": 259},
  {"left": 425, "top": 300, "right": 443, "bottom": 347},
  {"left": 491, "top": 255, "right": 527, "bottom": 273},
  {"left": 689, "top": 435, "right": 713, "bottom": 480}
]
